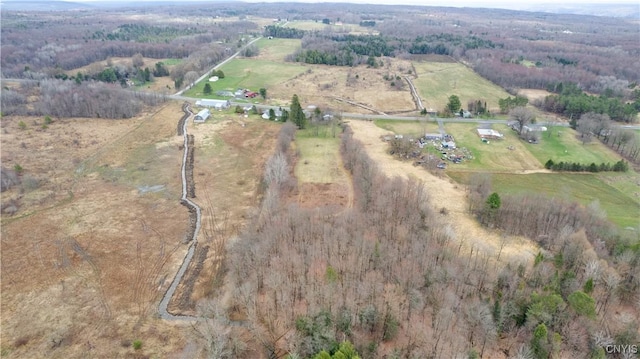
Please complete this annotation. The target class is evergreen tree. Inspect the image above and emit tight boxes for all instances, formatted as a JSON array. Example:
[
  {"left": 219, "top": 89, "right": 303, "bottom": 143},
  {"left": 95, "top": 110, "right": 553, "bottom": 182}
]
[
  {"left": 447, "top": 95, "right": 461, "bottom": 113},
  {"left": 203, "top": 83, "right": 213, "bottom": 95},
  {"left": 290, "top": 94, "right": 307, "bottom": 129}
]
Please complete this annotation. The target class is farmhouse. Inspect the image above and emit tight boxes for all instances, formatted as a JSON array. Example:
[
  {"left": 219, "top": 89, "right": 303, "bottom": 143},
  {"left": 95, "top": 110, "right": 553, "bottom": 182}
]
[
  {"left": 195, "top": 99, "right": 230, "bottom": 110},
  {"left": 194, "top": 108, "right": 210, "bottom": 123},
  {"left": 477, "top": 128, "right": 504, "bottom": 139}
]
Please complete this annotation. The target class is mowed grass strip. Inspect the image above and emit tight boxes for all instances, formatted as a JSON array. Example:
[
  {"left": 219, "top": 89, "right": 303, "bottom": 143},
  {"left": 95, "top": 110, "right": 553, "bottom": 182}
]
[
  {"left": 442, "top": 123, "right": 543, "bottom": 171},
  {"left": 294, "top": 127, "right": 346, "bottom": 184},
  {"left": 184, "top": 59, "right": 307, "bottom": 98},
  {"left": 525, "top": 127, "right": 623, "bottom": 166},
  {"left": 412, "top": 61, "right": 511, "bottom": 113},
  {"left": 374, "top": 119, "right": 441, "bottom": 138},
  {"left": 448, "top": 171, "right": 640, "bottom": 228}
]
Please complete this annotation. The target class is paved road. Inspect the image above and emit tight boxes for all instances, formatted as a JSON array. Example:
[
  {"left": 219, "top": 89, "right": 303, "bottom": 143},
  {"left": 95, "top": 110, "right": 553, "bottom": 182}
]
[{"left": 173, "top": 37, "right": 263, "bottom": 97}]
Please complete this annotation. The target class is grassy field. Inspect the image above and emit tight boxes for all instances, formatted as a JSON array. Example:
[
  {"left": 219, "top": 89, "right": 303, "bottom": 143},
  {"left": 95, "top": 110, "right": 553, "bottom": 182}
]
[
  {"left": 286, "top": 20, "right": 330, "bottom": 31},
  {"left": 447, "top": 171, "right": 639, "bottom": 228},
  {"left": 255, "top": 38, "right": 301, "bottom": 62},
  {"left": 161, "top": 58, "right": 182, "bottom": 66},
  {"left": 286, "top": 20, "right": 376, "bottom": 34},
  {"left": 412, "top": 61, "right": 511, "bottom": 113},
  {"left": 441, "top": 123, "right": 544, "bottom": 171},
  {"left": 525, "top": 127, "right": 623, "bottom": 165},
  {"left": 184, "top": 59, "right": 307, "bottom": 99},
  {"left": 373, "top": 119, "right": 440, "bottom": 138},
  {"left": 294, "top": 126, "right": 345, "bottom": 184}
]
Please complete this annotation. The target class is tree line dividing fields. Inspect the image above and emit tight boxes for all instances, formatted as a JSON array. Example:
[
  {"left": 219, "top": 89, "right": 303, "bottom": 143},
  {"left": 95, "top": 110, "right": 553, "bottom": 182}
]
[{"left": 448, "top": 171, "right": 639, "bottom": 229}]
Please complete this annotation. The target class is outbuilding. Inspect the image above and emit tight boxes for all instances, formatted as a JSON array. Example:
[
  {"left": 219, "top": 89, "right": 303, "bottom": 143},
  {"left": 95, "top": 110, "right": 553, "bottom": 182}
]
[
  {"left": 195, "top": 99, "right": 230, "bottom": 109},
  {"left": 194, "top": 108, "right": 210, "bottom": 123}
]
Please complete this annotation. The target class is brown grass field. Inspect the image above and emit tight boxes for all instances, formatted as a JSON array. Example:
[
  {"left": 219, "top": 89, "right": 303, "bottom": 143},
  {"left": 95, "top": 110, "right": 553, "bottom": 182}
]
[
  {"left": 0, "top": 103, "right": 278, "bottom": 358},
  {"left": 255, "top": 53, "right": 418, "bottom": 114}
]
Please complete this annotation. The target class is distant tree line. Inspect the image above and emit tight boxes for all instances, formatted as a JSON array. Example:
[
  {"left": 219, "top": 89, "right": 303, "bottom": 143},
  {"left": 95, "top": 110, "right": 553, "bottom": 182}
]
[
  {"left": 283, "top": 32, "right": 497, "bottom": 66},
  {"left": 536, "top": 82, "right": 639, "bottom": 123},
  {"left": 91, "top": 23, "right": 204, "bottom": 42},
  {"left": 544, "top": 159, "right": 629, "bottom": 173},
  {"left": 1, "top": 15, "right": 256, "bottom": 78},
  {"left": 1, "top": 80, "right": 166, "bottom": 119},
  {"left": 264, "top": 25, "right": 306, "bottom": 39}
]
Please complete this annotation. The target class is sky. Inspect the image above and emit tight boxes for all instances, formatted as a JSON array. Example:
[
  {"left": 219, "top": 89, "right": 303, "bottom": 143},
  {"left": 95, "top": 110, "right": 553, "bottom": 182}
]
[
  {"left": 67, "top": 0, "right": 639, "bottom": 4},
  {"left": 7, "top": 0, "right": 638, "bottom": 13}
]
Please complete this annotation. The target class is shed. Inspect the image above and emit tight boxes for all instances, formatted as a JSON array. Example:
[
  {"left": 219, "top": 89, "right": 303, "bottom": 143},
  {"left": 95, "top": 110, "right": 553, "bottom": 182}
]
[
  {"left": 194, "top": 108, "right": 210, "bottom": 123},
  {"left": 477, "top": 128, "right": 504, "bottom": 139}
]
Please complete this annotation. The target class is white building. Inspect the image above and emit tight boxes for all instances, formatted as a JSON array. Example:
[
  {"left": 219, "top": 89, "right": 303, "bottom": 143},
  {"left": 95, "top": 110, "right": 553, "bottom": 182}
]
[
  {"left": 195, "top": 99, "right": 230, "bottom": 110},
  {"left": 477, "top": 129, "right": 504, "bottom": 139},
  {"left": 194, "top": 108, "right": 210, "bottom": 123}
]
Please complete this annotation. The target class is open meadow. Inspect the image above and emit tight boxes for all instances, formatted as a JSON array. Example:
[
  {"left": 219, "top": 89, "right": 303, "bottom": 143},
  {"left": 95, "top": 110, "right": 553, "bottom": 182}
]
[
  {"left": 183, "top": 58, "right": 308, "bottom": 100},
  {"left": 0, "top": 103, "right": 280, "bottom": 358},
  {"left": 412, "top": 60, "right": 512, "bottom": 113},
  {"left": 286, "top": 20, "right": 378, "bottom": 35},
  {"left": 447, "top": 171, "right": 640, "bottom": 229},
  {"left": 292, "top": 124, "right": 352, "bottom": 208},
  {"left": 525, "top": 126, "right": 624, "bottom": 165}
]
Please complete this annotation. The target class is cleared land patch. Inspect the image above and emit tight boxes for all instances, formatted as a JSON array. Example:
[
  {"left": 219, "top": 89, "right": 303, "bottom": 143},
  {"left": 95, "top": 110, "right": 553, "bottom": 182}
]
[
  {"left": 523, "top": 126, "right": 624, "bottom": 165},
  {"left": 255, "top": 38, "right": 302, "bottom": 62},
  {"left": 268, "top": 59, "right": 416, "bottom": 113},
  {"left": 412, "top": 61, "right": 512, "bottom": 113},
  {"left": 184, "top": 58, "right": 307, "bottom": 99},
  {"left": 286, "top": 20, "right": 377, "bottom": 34},
  {"left": 443, "top": 123, "right": 544, "bottom": 171},
  {"left": 293, "top": 126, "right": 351, "bottom": 208}
]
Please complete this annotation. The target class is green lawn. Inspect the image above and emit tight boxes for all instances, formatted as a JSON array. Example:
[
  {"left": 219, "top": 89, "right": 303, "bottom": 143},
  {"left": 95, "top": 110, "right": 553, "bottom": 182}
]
[
  {"left": 442, "top": 123, "right": 544, "bottom": 171},
  {"left": 294, "top": 126, "right": 344, "bottom": 184},
  {"left": 184, "top": 59, "right": 307, "bottom": 99},
  {"left": 525, "top": 127, "right": 623, "bottom": 166},
  {"left": 412, "top": 62, "right": 511, "bottom": 114},
  {"left": 448, "top": 171, "right": 639, "bottom": 228},
  {"left": 255, "top": 38, "right": 301, "bottom": 62}
]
